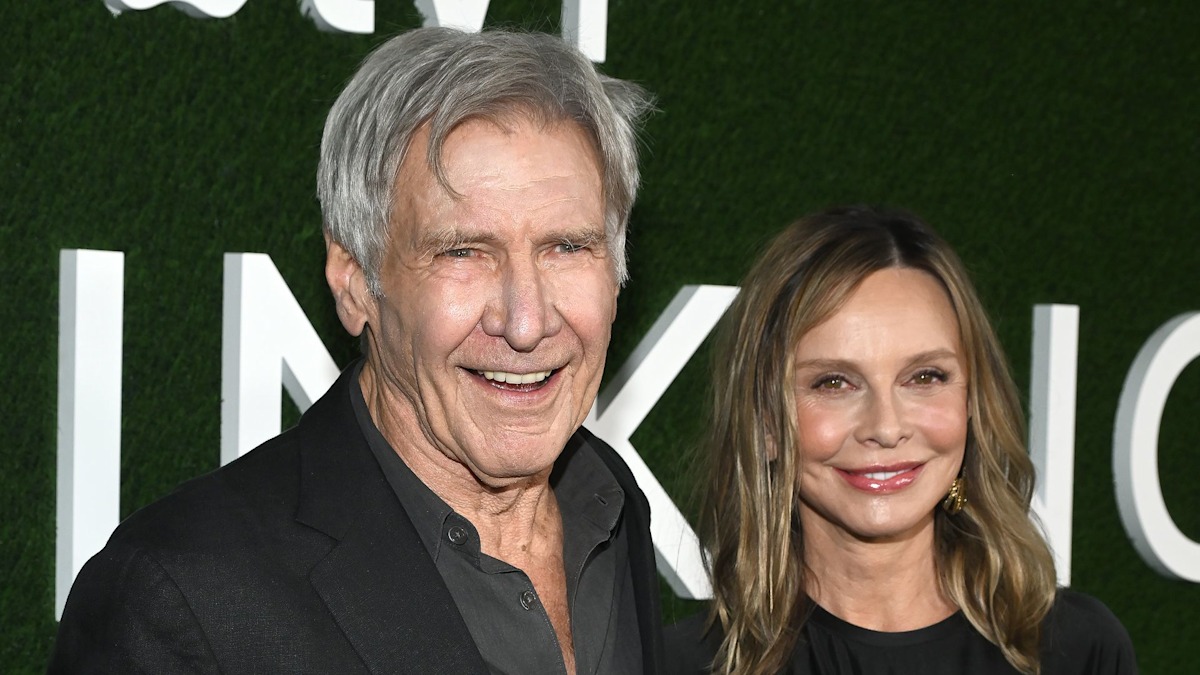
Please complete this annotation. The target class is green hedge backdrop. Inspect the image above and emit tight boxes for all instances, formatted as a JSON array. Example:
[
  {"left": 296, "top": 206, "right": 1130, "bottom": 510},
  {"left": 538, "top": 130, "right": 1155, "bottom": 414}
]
[{"left": 3, "top": 1, "right": 1198, "bottom": 671}]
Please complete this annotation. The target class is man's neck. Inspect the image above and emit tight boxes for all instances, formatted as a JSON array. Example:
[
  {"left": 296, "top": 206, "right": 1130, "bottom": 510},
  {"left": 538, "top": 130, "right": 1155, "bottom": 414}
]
[{"left": 357, "top": 361, "right": 561, "bottom": 562}]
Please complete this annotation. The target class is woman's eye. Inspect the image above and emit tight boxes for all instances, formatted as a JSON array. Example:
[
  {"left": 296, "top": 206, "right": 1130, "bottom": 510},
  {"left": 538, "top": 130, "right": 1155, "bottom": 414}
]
[
  {"left": 813, "top": 375, "right": 846, "bottom": 390},
  {"left": 911, "top": 369, "right": 947, "bottom": 385}
]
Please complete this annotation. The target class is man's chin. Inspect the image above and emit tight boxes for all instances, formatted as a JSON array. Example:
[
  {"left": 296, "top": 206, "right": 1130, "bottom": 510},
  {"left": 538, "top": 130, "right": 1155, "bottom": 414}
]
[{"left": 462, "top": 441, "right": 569, "bottom": 488}]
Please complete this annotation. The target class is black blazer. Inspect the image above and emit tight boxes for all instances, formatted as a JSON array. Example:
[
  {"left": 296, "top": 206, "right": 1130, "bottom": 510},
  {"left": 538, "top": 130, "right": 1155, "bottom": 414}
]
[{"left": 50, "top": 364, "right": 665, "bottom": 673}]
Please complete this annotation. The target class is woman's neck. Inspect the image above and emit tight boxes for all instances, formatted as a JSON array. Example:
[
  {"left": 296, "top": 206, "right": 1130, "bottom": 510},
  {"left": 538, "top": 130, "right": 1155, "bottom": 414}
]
[{"left": 801, "top": 514, "right": 957, "bottom": 632}]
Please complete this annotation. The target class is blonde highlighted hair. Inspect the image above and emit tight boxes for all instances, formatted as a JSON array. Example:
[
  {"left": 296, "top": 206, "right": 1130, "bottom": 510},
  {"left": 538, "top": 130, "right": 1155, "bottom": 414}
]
[{"left": 702, "top": 206, "right": 1056, "bottom": 674}]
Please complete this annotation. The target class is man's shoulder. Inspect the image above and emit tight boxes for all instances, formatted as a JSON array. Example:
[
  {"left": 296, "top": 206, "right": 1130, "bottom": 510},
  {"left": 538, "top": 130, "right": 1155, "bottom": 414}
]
[
  {"left": 110, "top": 367, "right": 363, "bottom": 555},
  {"left": 108, "top": 427, "right": 308, "bottom": 555}
]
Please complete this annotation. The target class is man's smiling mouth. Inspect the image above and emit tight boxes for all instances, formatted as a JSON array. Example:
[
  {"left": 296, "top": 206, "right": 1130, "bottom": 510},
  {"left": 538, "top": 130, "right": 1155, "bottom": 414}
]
[{"left": 473, "top": 368, "right": 556, "bottom": 390}]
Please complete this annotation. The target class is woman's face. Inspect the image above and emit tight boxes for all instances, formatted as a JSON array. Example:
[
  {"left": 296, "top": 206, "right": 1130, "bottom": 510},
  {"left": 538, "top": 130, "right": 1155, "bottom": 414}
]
[{"left": 792, "top": 267, "right": 969, "bottom": 545}]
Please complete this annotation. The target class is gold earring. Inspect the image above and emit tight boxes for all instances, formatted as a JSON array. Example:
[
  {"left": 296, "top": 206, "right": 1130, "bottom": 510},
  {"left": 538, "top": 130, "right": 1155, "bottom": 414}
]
[{"left": 942, "top": 477, "right": 966, "bottom": 514}]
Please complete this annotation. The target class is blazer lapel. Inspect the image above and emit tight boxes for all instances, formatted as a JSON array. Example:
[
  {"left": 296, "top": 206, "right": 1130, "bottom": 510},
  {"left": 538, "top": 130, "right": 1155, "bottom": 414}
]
[{"left": 293, "top": 364, "right": 489, "bottom": 674}]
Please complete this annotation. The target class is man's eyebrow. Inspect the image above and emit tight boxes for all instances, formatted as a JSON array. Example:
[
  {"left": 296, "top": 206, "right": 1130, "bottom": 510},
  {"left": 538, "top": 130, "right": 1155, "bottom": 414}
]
[
  {"left": 412, "top": 227, "right": 501, "bottom": 255},
  {"left": 549, "top": 226, "right": 608, "bottom": 246},
  {"left": 411, "top": 224, "right": 608, "bottom": 256}
]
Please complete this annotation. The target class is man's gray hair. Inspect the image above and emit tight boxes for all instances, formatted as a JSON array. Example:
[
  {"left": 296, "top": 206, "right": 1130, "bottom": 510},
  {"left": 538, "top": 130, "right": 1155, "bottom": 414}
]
[{"left": 317, "top": 27, "right": 654, "bottom": 294}]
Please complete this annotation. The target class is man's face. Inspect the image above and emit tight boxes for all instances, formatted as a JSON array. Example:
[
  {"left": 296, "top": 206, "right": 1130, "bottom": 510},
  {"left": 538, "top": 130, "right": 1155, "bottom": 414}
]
[{"left": 333, "top": 116, "right": 617, "bottom": 489}]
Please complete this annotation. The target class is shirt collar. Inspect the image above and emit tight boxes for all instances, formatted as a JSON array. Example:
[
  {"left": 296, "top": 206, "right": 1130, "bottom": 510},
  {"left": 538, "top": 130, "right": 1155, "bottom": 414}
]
[{"left": 347, "top": 359, "right": 625, "bottom": 562}]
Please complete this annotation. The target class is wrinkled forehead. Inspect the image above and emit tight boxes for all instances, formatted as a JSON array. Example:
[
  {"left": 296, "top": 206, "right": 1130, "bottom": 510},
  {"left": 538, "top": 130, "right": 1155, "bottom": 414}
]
[
  {"left": 383, "top": 115, "right": 606, "bottom": 253},
  {"left": 425, "top": 105, "right": 602, "bottom": 186},
  {"left": 401, "top": 115, "right": 601, "bottom": 197}
]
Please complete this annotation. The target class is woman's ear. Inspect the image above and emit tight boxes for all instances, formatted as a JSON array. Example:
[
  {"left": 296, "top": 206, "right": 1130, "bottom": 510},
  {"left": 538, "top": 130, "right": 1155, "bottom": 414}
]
[
  {"left": 764, "top": 433, "right": 779, "bottom": 461},
  {"left": 325, "top": 235, "right": 372, "bottom": 337}
]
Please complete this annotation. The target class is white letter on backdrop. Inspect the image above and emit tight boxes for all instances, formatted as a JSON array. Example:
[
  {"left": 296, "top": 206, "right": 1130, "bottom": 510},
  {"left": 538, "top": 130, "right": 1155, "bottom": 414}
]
[
  {"left": 221, "top": 254, "right": 341, "bottom": 464},
  {"left": 1028, "top": 304, "right": 1079, "bottom": 587},
  {"left": 57, "top": 250, "right": 124, "bottom": 619},
  {"left": 562, "top": 0, "right": 608, "bottom": 62},
  {"left": 415, "top": 0, "right": 607, "bottom": 61},
  {"left": 104, "top": 0, "right": 248, "bottom": 19},
  {"left": 300, "top": 0, "right": 374, "bottom": 34},
  {"left": 1114, "top": 312, "right": 1200, "bottom": 582},
  {"left": 586, "top": 285, "right": 739, "bottom": 599},
  {"left": 415, "top": 0, "right": 490, "bottom": 32}
]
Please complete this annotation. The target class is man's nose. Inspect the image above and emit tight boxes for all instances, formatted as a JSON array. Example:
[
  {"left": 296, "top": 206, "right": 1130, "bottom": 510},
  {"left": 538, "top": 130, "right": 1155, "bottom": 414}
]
[{"left": 481, "top": 254, "right": 561, "bottom": 351}]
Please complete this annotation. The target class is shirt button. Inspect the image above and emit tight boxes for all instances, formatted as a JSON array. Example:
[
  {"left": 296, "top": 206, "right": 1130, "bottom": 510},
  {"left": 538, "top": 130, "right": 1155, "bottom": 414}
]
[
  {"left": 446, "top": 525, "right": 468, "bottom": 545},
  {"left": 520, "top": 589, "right": 538, "bottom": 610}
]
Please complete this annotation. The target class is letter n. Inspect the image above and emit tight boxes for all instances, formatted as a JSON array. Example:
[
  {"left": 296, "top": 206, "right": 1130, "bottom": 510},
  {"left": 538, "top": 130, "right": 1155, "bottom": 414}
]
[{"left": 221, "top": 254, "right": 340, "bottom": 464}]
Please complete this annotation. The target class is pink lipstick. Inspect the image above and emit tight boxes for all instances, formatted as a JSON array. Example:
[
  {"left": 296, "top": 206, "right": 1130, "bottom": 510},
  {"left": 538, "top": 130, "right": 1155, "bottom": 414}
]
[{"left": 836, "top": 463, "right": 924, "bottom": 493}]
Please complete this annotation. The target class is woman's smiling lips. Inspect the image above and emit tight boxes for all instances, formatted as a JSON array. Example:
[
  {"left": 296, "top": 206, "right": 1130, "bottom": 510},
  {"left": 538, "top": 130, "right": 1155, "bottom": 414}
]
[{"left": 835, "top": 463, "right": 925, "bottom": 492}]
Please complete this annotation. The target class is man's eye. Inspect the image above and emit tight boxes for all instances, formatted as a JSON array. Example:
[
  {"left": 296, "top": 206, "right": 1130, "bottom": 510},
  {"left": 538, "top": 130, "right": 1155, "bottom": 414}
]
[
  {"left": 441, "top": 248, "right": 474, "bottom": 258},
  {"left": 557, "top": 241, "right": 586, "bottom": 254}
]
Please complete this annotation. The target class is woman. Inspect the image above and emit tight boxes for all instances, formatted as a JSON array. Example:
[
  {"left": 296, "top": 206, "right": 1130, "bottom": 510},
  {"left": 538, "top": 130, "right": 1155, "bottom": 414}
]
[{"left": 668, "top": 206, "right": 1136, "bottom": 675}]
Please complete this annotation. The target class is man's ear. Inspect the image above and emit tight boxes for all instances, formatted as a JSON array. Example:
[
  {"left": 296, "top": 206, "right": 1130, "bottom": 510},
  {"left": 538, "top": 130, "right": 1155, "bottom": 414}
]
[{"left": 325, "top": 234, "right": 373, "bottom": 337}]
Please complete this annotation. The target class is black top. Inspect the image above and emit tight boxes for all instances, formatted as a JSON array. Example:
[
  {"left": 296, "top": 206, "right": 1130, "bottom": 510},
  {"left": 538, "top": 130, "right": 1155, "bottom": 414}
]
[
  {"left": 350, "top": 368, "right": 643, "bottom": 675},
  {"left": 665, "top": 590, "right": 1138, "bottom": 674}
]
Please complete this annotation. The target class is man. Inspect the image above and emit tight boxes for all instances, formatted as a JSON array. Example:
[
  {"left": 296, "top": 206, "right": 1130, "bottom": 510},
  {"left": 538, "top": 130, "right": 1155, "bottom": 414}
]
[{"left": 51, "top": 28, "right": 659, "bottom": 673}]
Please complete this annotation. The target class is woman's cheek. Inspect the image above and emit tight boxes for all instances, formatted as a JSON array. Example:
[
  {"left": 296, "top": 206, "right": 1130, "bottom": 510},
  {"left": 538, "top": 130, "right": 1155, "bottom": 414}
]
[{"left": 795, "top": 400, "right": 853, "bottom": 462}]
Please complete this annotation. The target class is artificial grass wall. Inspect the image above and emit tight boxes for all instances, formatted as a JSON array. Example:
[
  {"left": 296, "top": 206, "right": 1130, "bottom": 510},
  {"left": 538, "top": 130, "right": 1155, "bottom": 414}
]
[{"left": 3, "top": 1, "right": 1198, "bottom": 671}]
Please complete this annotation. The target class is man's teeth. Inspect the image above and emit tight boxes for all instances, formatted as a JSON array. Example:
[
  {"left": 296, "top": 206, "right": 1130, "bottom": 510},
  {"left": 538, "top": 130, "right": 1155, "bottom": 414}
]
[
  {"left": 479, "top": 369, "right": 552, "bottom": 385},
  {"left": 862, "top": 469, "right": 906, "bottom": 481}
]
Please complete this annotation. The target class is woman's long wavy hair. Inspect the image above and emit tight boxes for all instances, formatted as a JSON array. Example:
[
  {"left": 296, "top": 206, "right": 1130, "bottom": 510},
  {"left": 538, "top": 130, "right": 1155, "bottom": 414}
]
[{"left": 702, "top": 206, "right": 1057, "bottom": 675}]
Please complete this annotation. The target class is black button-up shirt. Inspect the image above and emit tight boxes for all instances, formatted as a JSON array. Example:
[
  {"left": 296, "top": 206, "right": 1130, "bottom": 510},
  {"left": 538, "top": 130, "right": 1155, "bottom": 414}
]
[{"left": 351, "top": 375, "right": 643, "bottom": 674}]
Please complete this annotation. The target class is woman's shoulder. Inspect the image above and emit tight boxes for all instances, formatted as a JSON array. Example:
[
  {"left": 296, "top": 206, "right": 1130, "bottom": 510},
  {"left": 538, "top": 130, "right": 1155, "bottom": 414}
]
[
  {"left": 1045, "top": 588, "right": 1132, "bottom": 642},
  {"left": 664, "top": 611, "right": 719, "bottom": 675},
  {"left": 1042, "top": 589, "right": 1139, "bottom": 674}
]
